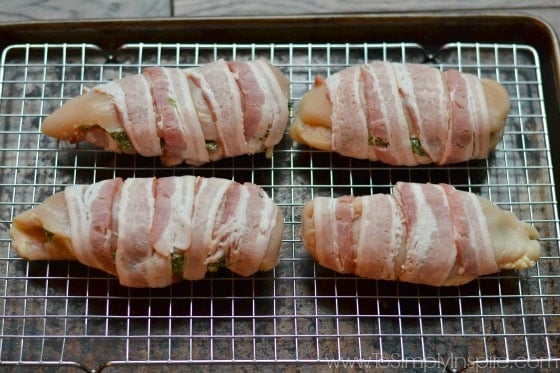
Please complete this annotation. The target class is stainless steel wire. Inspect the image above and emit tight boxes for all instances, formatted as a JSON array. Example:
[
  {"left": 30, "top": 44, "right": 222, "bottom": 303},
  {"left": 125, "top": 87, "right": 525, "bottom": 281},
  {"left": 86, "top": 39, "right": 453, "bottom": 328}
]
[{"left": 0, "top": 41, "right": 558, "bottom": 370}]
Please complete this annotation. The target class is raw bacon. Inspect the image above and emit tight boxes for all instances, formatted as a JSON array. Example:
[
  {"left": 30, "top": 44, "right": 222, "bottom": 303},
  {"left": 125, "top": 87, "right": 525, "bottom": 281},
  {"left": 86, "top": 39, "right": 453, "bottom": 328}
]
[
  {"left": 41, "top": 59, "right": 290, "bottom": 167},
  {"left": 10, "top": 176, "right": 284, "bottom": 288},
  {"left": 301, "top": 182, "right": 540, "bottom": 286}
]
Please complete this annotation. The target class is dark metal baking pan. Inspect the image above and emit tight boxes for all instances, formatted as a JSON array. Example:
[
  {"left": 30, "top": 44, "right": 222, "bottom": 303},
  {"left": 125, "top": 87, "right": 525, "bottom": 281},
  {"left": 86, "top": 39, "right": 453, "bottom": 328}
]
[{"left": 0, "top": 14, "right": 559, "bottom": 371}]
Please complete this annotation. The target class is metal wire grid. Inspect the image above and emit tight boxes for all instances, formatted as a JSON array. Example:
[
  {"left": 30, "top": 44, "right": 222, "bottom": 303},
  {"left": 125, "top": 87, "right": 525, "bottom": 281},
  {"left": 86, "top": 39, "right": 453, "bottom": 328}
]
[{"left": 0, "top": 41, "right": 558, "bottom": 371}]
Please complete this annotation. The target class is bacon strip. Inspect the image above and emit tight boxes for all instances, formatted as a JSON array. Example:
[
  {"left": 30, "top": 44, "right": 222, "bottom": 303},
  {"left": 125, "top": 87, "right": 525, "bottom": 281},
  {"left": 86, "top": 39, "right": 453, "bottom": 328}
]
[
  {"left": 228, "top": 61, "right": 268, "bottom": 153},
  {"left": 441, "top": 184, "right": 497, "bottom": 277},
  {"left": 466, "top": 73, "right": 491, "bottom": 159},
  {"left": 151, "top": 176, "right": 196, "bottom": 261},
  {"left": 64, "top": 178, "right": 122, "bottom": 276},
  {"left": 219, "top": 182, "right": 279, "bottom": 276},
  {"left": 114, "top": 178, "right": 172, "bottom": 287},
  {"left": 327, "top": 66, "right": 369, "bottom": 159},
  {"left": 394, "top": 182, "right": 456, "bottom": 286},
  {"left": 362, "top": 62, "right": 417, "bottom": 165},
  {"left": 117, "top": 75, "right": 161, "bottom": 157},
  {"left": 89, "top": 82, "right": 133, "bottom": 153},
  {"left": 185, "top": 177, "right": 234, "bottom": 280},
  {"left": 166, "top": 69, "right": 210, "bottom": 166},
  {"left": 354, "top": 194, "right": 404, "bottom": 280},
  {"left": 440, "top": 70, "right": 475, "bottom": 164},
  {"left": 312, "top": 197, "right": 341, "bottom": 272},
  {"left": 196, "top": 60, "right": 248, "bottom": 157},
  {"left": 143, "top": 67, "right": 189, "bottom": 166},
  {"left": 251, "top": 60, "right": 290, "bottom": 150},
  {"left": 396, "top": 63, "right": 449, "bottom": 163},
  {"left": 334, "top": 196, "right": 356, "bottom": 274},
  {"left": 361, "top": 63, "right": 394, "bottom": 163}
]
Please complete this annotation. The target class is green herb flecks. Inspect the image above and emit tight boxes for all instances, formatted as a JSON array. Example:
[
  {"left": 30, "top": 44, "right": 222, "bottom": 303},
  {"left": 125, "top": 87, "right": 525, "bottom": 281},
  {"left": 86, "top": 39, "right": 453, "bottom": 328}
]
[
  {"left": 171, "top": 253, "right": 184, "bottom": 275},
  {"left": 207, "top": 258, "right": 227, "bottom": 272},
  {"left": 369, "top": 135, "right": 389, "bottom": 147},
  {"left": 111, "top": 132, "right": 133, "bottom": 152},
  {"left": 168, "top": 97, "right": 178, "bottom": 109},
  {"left": 205, "top": 140, "right": 219, "bottom": 151},
  {"left": 410, "top": 138, "right": 426, "bottom": 156}
]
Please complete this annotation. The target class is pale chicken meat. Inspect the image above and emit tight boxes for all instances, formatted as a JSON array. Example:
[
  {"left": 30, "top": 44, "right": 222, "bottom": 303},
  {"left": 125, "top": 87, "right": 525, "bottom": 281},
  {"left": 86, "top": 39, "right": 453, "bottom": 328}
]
[
  {"left": 10, "top": 176, "right": 284, "bottom": 288},
  {"left": 41, "top": 59, "right": 290, "bottom": 166},
  {"left": 301, "top": 182, "right": 540, "bottom": 286},
  {"left": 290, "top": 61, "right": 510, "bottom": 165}
]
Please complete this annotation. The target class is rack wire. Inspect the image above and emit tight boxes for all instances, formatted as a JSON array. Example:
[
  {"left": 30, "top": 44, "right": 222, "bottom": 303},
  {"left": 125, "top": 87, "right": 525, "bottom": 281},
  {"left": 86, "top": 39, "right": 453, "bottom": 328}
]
[{"left": 0, "top": 41, "right": 559, "bottom": 371}]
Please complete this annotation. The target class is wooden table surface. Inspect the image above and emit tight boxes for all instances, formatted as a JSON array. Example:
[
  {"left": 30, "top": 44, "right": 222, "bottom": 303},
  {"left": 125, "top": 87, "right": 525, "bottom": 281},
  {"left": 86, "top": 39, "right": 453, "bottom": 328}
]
[{"left": 2, "top": 0, "right": 560, "bottom": 40}]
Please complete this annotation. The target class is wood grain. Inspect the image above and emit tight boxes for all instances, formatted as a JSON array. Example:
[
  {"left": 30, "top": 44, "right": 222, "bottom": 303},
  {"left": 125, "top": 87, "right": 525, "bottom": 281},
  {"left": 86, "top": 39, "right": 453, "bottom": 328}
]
[
  {"left": 0, "top": 0, "right": 171, "bottom": 22},
  {"left": 173, "top": 0, "right": 560, "bottom": 36}
]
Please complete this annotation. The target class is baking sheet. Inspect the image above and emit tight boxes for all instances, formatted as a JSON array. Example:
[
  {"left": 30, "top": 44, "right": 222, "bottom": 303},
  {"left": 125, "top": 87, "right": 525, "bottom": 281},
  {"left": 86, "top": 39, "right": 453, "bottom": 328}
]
[{"left": 0, "top": 16, "right": 559, "bottom": 371}]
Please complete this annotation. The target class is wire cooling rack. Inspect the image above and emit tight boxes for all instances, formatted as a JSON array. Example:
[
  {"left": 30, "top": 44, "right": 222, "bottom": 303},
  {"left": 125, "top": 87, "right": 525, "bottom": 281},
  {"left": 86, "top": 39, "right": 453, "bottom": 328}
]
[{"left": 0, "top": 41, "right": 559, "bottom": 371}]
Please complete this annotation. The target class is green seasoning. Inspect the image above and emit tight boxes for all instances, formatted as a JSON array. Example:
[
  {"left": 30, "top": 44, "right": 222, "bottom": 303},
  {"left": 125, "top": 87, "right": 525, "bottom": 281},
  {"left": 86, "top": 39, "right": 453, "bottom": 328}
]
[
  {"left": 111, "top": 132, "right": 133, "bottom": 152},
  {"left": 205, "top": 140, "right": 219, "bottom": 151},
  {"left": 167, "top": 96, "right": 178, "bottom": 109},
  {"left": 367, "top": 135, "right": 426, "bottom": 156},
  {"left": 369, "top": 135, "right": 389, "bottom": 147},
  {"left": 77, "top": 126, "right": 133, "bottom": 152},
  {"left": 410, "top": 138, "right": 426, "bottom": 156},
  {"left": 207, "top": 258, "right": 227, "bottom": 272},
  {"left": 171, "top": 253, "right": 184, "bottom": 276}
]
